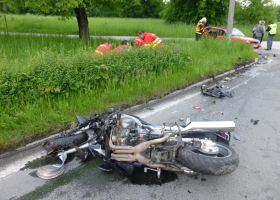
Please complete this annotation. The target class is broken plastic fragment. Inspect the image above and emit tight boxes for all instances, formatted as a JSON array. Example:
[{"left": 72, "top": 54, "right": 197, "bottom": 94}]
[
  {"left": 201, "top": 84, "right": 233, "bottom": 98},
  {"left": 223, "top": 91, "right": 234, "bottom": 98},
  {"left": 224, "top": 77, "right": 231, "bottom": 81},
  {"left": 234, "top": 135, "right": 241, "bottom": 141},
  {"left": 193, "top": 106, "right": 201, "bottom": 109},
  {"left": 251, "top": 119, "right": 259, "bottom": 125},
  {"left": 98, "top": 163, "right": 114, "bottom": 171}
]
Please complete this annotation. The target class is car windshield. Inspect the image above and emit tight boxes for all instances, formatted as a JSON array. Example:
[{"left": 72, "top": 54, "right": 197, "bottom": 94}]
[{"left": 231, "top": 29, "right": 244, "bottom": 36}]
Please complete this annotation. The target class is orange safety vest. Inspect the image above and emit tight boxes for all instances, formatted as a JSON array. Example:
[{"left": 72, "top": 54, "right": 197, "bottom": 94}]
[
  {"left": 142, "top": 32, "right": 163, "bottom": 48},
  {"left": 115, "top": 45, "right": 127, "bottom": 51},
  {"left": 196, "top": 22, "right": 205, "bottom": 34},
  {"left": 94, "top": 42, "right": 112, "bottom": 56},
  {"left": 134, "top": 37, "right": 145, "bottom": 46}
]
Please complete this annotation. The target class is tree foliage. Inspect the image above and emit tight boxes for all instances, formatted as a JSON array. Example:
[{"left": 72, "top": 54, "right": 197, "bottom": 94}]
[
  {"left": 234, "top": 0, "right": 277, "bottom": 24},
  {"left": 275, "top": 5, "right": 280, "bottom": 22},
  {"left": 118, "top": 0, "right": 164, "bottom": 18},
  {"left": 160, "top": 0, "right": 229, "bottom": 25}
]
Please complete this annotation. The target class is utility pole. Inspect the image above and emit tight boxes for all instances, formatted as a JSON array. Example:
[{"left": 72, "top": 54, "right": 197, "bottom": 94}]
[{"left": 226, "top": 0, "right": 235, "bottom": 40}]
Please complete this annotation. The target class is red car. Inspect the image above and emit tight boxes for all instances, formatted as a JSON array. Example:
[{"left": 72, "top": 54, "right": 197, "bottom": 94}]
[{"left": 203, "top": 27, "right": 261, "bottom": 49}]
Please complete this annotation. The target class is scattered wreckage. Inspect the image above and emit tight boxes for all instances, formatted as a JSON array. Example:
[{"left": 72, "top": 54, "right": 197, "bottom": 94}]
[{"left": 37, "top": 108, "right": 239, "bottom": 179}]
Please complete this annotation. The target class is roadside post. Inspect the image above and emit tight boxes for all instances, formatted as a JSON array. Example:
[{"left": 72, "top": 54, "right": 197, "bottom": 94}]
[{"left": 226, "top": 0, "right": 235, "bottom": 41}]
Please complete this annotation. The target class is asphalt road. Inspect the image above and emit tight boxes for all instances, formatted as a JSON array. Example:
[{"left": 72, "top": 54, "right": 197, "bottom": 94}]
[{"left": 1, "top": 42, "right": 280, "bottom": 200}]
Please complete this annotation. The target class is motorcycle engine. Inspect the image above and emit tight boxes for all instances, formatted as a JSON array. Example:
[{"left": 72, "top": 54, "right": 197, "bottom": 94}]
[{"left": 111, "top": 117, "right": 149, "bottom": 146}]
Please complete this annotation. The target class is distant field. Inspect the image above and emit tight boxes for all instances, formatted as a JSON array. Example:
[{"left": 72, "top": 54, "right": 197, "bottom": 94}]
[{"left": 0, "top": 14, "right": 279, "bottom": 40}]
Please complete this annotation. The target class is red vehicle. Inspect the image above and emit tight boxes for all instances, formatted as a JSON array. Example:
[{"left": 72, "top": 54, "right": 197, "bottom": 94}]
[{"left": 203, "top": 27, "right": 261, "bottom": 49}]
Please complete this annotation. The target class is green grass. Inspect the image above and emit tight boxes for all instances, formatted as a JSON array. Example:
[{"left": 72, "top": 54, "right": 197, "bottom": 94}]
[
  {"left": 0, "top": 34, "right": 257, "bottom": 152},
  {"left": 0, "top": 14, "right": 194, "bottom": 37},
  {"left": 2, "top": 14, "right": 279, "bottom": 41}
]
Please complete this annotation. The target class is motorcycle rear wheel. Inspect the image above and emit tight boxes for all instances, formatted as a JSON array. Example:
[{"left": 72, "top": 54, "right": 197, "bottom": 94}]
[{"left": 176, "top": 142, "right": 239, "bottom": 175}]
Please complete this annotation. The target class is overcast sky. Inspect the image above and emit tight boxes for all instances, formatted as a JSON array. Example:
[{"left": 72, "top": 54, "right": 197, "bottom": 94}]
[{"left": 273, "top": 0, "right": 280, "bottom": 5}]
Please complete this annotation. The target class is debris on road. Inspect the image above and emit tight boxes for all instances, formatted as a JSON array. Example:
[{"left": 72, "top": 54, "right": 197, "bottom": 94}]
[
  {"left": 273, "top": 54, "right": 276, "bottom": 57},
  {"left": 193, "top": 106, "right": 201, "bottom": 109},
  {"left": 221, "top": 111, "right": 224, "bottom": 115},
  {"left": 234, "top": 135, "right": 241, "bottom": 141},
  {"left": 179, "top": 118, "right": 185, "bottom": 121},
  {"left": 224, "top": 77, "right": 231, "bottom": 81},
  {"left": 257, "top": 61, "right": 267, "bottom": 64},
  {"left": 201, "top": 84, "right": 234, "bottom": 98},
  {"left": 201, "top": 178, "right": 207, "bottom": 181},
  {"left": 188, "top": 190, "right": 192, "bottom": 194},
  {"left": 251, "top": 119, "right": 259, "bottom": 125}
]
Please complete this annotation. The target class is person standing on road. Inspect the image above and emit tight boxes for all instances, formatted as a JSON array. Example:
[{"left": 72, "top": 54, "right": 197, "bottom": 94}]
[
  {"left": 255, "top": 22, "right": 264, "bottom": 43},
  {"left": 94, "top": 41, "right": 113, "bottom": 56},
  {"left": 260, "top": 20, "right": 265, "bottom": 43},
  {"left": 252, "top": 24, "right": 258, "bottom": 39},
  {"left": 265, "top": 21, "right": 277, "bottom": 50},
  {"left": 138, "top": 31, "right": 163, "bottom": 48},
  {"left": 195, "top": 17, "right": 207, "bottom": 41}
]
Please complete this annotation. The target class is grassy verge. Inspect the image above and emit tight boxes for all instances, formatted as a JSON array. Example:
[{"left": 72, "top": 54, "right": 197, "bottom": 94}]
[
  {"left": 0, "top": 35, "right": 257, "bottom": 152},
  {"left": 1, "top": 14, "right": 279, "bottom": 41}
]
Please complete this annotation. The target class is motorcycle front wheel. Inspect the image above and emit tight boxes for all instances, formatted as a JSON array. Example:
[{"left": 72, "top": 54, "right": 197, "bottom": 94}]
[{"left": 176, "top": 142, "right": 239, "bottom": 175}]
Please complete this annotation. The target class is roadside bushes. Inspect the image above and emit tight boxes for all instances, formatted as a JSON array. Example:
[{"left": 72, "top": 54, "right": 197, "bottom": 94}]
[{"left": 0, "top": 45, "right": 189, "bottom": 112}]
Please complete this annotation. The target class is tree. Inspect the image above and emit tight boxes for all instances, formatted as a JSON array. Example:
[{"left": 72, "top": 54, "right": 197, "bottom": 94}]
[
  {"left": 160, "top": 0, "right": 229, "bottom": 25},
  {"left": 234, "top": 0, "right": 277, "bottom": 24},
  {"left": 277, "top": 5, "right": 280, "bottom": 21},
  {"left": 118, "top": 0, "right": 164, "bottom": 18},
  {"left": 4, "top": 0, "right": 117, "bottom": 42}
]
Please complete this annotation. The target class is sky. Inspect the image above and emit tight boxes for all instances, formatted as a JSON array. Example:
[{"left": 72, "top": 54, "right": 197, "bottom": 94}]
[{"left": 273, "top": 0, "right": 280, "bottom": 5}]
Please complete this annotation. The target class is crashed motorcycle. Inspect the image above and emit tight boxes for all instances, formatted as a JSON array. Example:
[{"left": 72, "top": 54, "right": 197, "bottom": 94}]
[{"left": 37, "top": 108, "right": 239, "bottom": 179}]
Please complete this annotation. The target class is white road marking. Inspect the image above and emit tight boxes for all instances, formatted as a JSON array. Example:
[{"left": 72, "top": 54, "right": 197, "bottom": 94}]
[{"left": 0, "top": 151, "right": 45, "bottom": 180}]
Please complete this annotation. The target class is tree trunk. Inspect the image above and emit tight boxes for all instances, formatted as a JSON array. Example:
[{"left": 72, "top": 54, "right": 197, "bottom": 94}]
[{"left": 74, "top": 7, "right": 89, "bottom": 42}]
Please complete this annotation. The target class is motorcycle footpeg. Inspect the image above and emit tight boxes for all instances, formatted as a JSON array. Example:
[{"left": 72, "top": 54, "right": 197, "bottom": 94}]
[{"left": 144, "top": 167, "right": 161, "bottom": 178}]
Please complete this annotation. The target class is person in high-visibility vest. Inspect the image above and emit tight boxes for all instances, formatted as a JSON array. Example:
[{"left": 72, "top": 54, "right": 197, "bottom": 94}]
[
  {"left": 115, "top": 40, "right": 129, "bottom": 51},
  {"left": 138, "top": 31, "right": 163, "bottom": 48},
  {"left": 265, "top": 21, "right": 277, "bottom": 50},
  {"left": 131, "top": 37, "right": 145, "bottom": 47},
  {"left": 94, "top": 41, "right": 113, "bottom": 56},
  {"left": 195, "top": 17, "right": 207, "bottom": 41}
]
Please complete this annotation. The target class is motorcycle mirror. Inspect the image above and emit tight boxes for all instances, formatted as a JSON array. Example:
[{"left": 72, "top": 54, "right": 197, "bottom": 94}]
[{"left": 76, "top": 115, "right": 87, "bottom": 125}]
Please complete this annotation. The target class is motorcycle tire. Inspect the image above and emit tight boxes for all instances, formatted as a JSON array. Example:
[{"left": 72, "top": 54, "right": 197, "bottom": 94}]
[{"left": 176, "top": 142, "right": 239, "bottom": 175}]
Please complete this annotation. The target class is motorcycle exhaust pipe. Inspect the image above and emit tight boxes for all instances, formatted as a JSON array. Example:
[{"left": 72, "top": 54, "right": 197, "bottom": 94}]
[{"left": 109, "top": 129, "right": 178, "bottom": 170}]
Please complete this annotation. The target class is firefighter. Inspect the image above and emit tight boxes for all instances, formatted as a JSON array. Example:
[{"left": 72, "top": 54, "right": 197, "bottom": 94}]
[
  {"left": 115, "top": 40, "right": 129, "bottom": 51},
  {"left": 138, "top": 31, "right": 163, "bottom": 48},
  {"left": 131, "top": 37, "right": 145, "bottom": 47},
  {"left": 94, "top": 41, "right": 113, "bottom": 56},
  {"left": 195, "top": 17, "right": 207, "bottom": 41}
]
